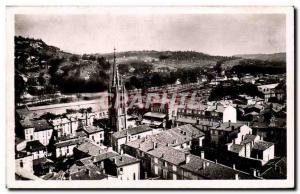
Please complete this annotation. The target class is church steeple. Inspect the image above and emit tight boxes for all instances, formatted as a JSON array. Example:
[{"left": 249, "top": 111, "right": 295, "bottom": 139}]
[{"left": 109, "top": 47, "right": 127, "bottom": 132}]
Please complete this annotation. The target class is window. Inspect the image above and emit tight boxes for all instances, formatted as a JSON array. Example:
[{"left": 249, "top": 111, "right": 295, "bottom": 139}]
[
  {"left": 119, "top": 167, "right": 123, "bottom": 175},
  {"left": 164, "top": 161, "right": 168, "bottom": 167},
  {"left": 133, "top": 173, "right": 136, "bottom": 180},
  {"left": 100, "top": 133, "right": 102, "bottom": 138},
  {"left": 66, "top": 147, "right": 69, "bottom": 154},
  {"left": 20, "top": 160, "right": 23, "bottom": 168}
]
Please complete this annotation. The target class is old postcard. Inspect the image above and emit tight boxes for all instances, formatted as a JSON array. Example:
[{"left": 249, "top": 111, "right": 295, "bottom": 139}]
[{"left": 6, "top": 6, "right": 294, "bottom": 189}]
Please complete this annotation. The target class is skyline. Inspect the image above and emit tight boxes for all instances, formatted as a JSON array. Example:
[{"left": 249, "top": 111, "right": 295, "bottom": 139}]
[{"left": 15, "top": 14, "right": 286, "bottom": 56}]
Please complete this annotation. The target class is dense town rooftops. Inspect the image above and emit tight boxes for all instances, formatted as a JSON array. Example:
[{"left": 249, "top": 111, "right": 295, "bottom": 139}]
[
  {"left": 110, "top": 154, "right": 140, "bottom": 167},
  {"left": 26, "top": 140, "right": 46, "bottom": 152},
  {"left": 181, "top": 155, "right": 255, "bottom": 179},
  {"left": 93, "top": 151, "right": 119, "bottom": 163},
  {"left": 125, "top": 124, "right": 204, "bottom": 149},
  {"left": 82, "top": 125, "right": 103, "bottom": 134}
]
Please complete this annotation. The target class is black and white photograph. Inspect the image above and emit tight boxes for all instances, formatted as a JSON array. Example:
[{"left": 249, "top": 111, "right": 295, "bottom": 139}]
[{"left": 5, "top": 6, "right": 294, "bottom": 189}]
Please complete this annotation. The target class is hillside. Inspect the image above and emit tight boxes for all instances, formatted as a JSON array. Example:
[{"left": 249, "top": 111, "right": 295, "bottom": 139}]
[{"left": 234, "top": 52, "right": 286, "bottom": 62}]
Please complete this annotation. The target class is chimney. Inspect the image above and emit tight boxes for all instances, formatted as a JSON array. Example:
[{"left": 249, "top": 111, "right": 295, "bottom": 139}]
[
  {"left": 252, "top": 169, "right": 257, "bottom": 177},
  {"left": 93, "top": 156, "right": 97, "bottom": 162},
  {"left": 215, "top": 159, "right": 218, "bottom": 164},
  {"left": 235, "top": 173, "right": 239, "bottom": 180},
  {"left": 232, "top": 164, "right": 236, "bottom": 170},
  {"left": 154, "top": 142, "right": 158, "bottom": 148},
  {"left": 202, "top": 162, "right": 206, "bottom": 170},
  {"left": 200, "top": 151, "right": 205, "bottom": 159},
  {"left": 185, "top": 154, "right": 191, "bottom": 163},
  {"left": 120, "top": 148, "right": 124, "bottom": 155},
  {"left": 120, "top": 156, "right": 123, "bottom": 162}
]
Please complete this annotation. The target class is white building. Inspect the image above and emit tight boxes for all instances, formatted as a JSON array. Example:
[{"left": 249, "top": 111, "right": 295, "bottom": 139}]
[
  {"left": 222, "top": 105, "right": 237, "bottom": 123},
  {"left": 112, "top": 154, "right": 140, "bottom": 180},
  {"left": 82, "top": 126, "right": 105, "bottom": 145},
  {"left": 21, "top": 119, "right": 53, "bottom": 146}
]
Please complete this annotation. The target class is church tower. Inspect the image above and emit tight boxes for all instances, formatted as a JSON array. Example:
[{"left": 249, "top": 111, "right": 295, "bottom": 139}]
[{"left": 109, "top": 48, "right": 128, "bottom": 132}]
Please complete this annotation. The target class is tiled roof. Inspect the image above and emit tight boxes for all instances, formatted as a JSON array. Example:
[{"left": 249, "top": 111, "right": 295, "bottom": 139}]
[
  {"left": 176, "top": 117, "right": 197, "bottom": 124},
  {"left": 112, "top": 130, "right": 127, "bottom": 139},
  {"left": 148, "top": 146, "right": 186, "bottom": 165},
  {"left": 127, "top": 125, "right": 152, "bottom": 135},
  {"left": 76, "top": 142, "right": 106, "bottom": 156},
  {"left": 21, "top": 119, "right": 52, "bottom": 132},
  {"left": 240, "top": 134, "right": 257, "bottom": 145},
  {"left": 110, "top": 154, "right": 140, "bottom": 167},
  {"left": 26, "top": 140, "right": 46, "bottom": 152},
  {"left": 93, "top": 151, "right": 119, "bottom": 163},
  {"left": 180, "top": 155, "right": 255, "bottom": 179},
  {"left": 70, "top": 164, "right": 107, "bottom": 180},
  {"left": 253, "top": 141, "right": 274, "bottom": 151},
  {"left": 229, "top": 144, "right": 244, "bottom": 153}
]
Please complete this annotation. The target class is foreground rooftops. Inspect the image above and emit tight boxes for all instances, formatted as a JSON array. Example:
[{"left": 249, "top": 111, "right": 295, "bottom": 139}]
[
  {"left": 109, "top": 154, "right": 140, "bottom": 167},
  {"left": 181, "top": 155, "right": 255, "bottom": 179}
]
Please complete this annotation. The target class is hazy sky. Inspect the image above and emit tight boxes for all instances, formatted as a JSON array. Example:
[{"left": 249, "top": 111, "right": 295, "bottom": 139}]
[{"left": 15, "top": 14, "right": 286, "bottom": 56}]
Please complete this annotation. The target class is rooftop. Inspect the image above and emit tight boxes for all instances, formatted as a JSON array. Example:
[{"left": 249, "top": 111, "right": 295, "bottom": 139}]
[
  {"left": 253, "top": 140, "right": 274, "bottom": 151},
  {"left": 110, "top": 154, "right": 140, "bottom": 167},
  {"left": 180, "top": 155, "right": 255, "bottom": 179},
  {"left": 21, "top": 119, "right": 52, "bottom": 132},
  {"left": 76, "top": 142, "right": 106, "bottom": 156},
  {"left": 26, "top": 140, "right": 46, "bottom": 152}
]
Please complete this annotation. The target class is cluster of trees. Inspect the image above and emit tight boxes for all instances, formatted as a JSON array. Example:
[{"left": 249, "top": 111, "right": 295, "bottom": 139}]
[
  {"left": 208, "top": 82, "right": 264, "bottom": 101},
  {"left": 230, "top": 59, "right": 286, "bottom": 75}
]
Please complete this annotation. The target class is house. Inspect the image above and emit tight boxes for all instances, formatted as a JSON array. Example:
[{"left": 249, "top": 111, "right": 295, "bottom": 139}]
[
  {"left": 82, "top": 125, "right": 104, "bottom": 145},
  {"left": 15, "top": 151, "right": 34, "bottom": 174},
  {"left": 54, "top": 138, "right": 79, "bottom": 158},
  {"left": 73, "top": 141, "right": 107, "bottom": 159},
  {"left": 207, "top": 122, "right": 244, "bottom": 148},
  {"left": 49, "top": 118, "right": 72, "bottom": 138},
  {"left": 142, "top": 112, "right": 167, "bottom": 128},
  {"left": 111, "top": 125, "right": 155, "bottom": 153},
  {"left": 226, "top": 125, "right": 275, "bottom": 164},
  {"left": 257, "top": 83, "right": 279, "bottom": 102},
  {"left": 21, "top": 118, "right": 53, "bottom": 146},
  {"left": 25, "top": 140, "right": 47, "bottom": 159},
  {"left": 107, "top": 154, "right": 140, "bottom": 180},
  {"left": 205, "top": 104, "right": 237, "bottom": 123}
]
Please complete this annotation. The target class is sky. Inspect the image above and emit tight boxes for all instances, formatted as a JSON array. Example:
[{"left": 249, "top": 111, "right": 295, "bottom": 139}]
[{"left": 15, "top": 14, "right": 286, "bottom": 56}]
